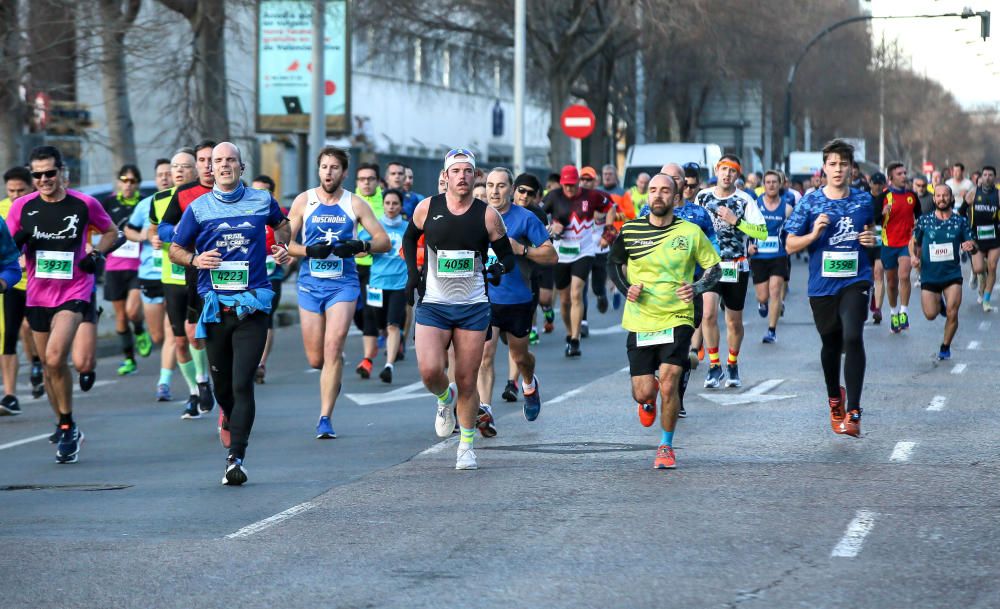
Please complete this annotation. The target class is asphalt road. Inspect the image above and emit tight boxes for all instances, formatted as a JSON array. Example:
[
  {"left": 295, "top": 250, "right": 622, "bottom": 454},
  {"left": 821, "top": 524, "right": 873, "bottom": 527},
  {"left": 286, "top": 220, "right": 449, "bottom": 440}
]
[{"left": 1, "top": 257, "right": 998, "bottom": 608}]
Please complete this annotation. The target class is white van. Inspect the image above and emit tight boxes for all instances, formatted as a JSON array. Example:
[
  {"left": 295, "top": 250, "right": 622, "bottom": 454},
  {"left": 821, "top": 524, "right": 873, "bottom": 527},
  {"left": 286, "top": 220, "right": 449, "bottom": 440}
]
[{"left": 624, "top": 142, "right": 723, "bottom": 186}]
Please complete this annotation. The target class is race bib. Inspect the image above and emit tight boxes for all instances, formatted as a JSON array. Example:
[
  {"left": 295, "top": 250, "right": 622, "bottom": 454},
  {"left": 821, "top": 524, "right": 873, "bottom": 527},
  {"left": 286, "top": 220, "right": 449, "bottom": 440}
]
[
  {"left": 929, "top": 242, "right": 954, "bottom": 262},
  {"left": 436, "top": 249, "right": 475, "bottom": 278},
  {"left": 114, "top": 240, "right": 140, "bottom": 259},
  {"left": 309, "top": 256, "right": 343, "bottom": 279},
  {"left": 210, "top": 260, "right": 249, "bottom": 290},
  {"left": 153, "top": 255, "right": 162, "bottom": 269},
  {"left": 36, "top": 250, "right": 74, "bottom": 280},
  {"left": 266, "top": 255, "right": 277, "bottom": 276},
  {"left": 719, "top": 261, "right": 739, "bottom": 283},
  {"left": 822, "top": 250, "right": 859, "bottom": 278},
  {"left": 366, "top": 286, "right": 383, "bottom": 308},
  {"left": 557, "top": 240, "right": 581, "bottom": 257},
  {"left": 977, "top": 225, "right": 996, "bottom": 241},
  {"left": 757, "top": 236, "right": 780, "bottom": 254},
  {"left": 487, "top": 247, "right": 498, "bottom": 267},
  {"left": 636, "top": 328, "right": 674, "bottom": 347}
]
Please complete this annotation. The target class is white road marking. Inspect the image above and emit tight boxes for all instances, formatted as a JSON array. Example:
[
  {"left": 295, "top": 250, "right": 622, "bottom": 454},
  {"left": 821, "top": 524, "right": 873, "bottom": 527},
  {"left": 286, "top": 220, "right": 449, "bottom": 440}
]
[
  {"left": 927, "top": 396, "right": 947, "bottom": 411},
  {"left": 0, "top": 433, "right": 51, "bottom": 451},
  {"left": 547, "top": 387, "right": 584, "bottom": 405},
  {"left": 345, "top": 381, "right": 427, "bottom": 406},
  {"left": 951, "top": 363, "right": 967, "bottom": 375},
  {"left": 417, "top": 437, "right": 457, "bottom": 457},
  {"left": 979, "top": 321, "right": 991, "bottom": 331},
  {"left": 889, "top": 441, "right": 916, "bottom": 462},
  {"left": 967, "top": 340, "right": 980, "bottom": 350},
  {"left": 831, "top": 510, "right": 878, "bottom": 558},
  {"left": 225, "top": 500, "right": 319, "bottom": 539},
  {"left": 699, "top": 378, "right": 796, "bottom": 406}
]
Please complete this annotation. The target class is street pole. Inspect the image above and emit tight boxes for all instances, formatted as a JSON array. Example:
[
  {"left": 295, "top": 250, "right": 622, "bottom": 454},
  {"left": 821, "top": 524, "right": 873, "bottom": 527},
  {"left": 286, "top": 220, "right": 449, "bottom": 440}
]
[
  {"left": 878, "top": 77, "right": 885, "bottom": 169},
  {"left": 574, "top": 138, "right": 582, "bottom": 171},
  {"left": 309, "top": 0, "right": 326, "bottom": 170},
  {"left": 513, "top": 0, "right": 525, "bottom": 175},
  {"left": 634, "top": 2, "right": 645, "bottom": 146}
]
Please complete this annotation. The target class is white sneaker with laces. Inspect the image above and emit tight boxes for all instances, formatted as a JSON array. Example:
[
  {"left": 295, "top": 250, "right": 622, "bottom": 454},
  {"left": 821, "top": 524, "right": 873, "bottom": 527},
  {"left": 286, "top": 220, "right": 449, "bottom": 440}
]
[
  {"left": 456, "top": 446, "right": 478, "bottom": 470},
  {"left": 434, "top": 383, "right": 457, "bottom": 438}
]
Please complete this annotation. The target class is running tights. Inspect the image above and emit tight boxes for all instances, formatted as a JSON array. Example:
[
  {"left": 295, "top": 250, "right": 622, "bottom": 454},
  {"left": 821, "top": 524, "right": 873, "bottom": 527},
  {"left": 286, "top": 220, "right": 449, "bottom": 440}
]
[{"left": 819, "top": 289, "right": 867, "bottom": 409}]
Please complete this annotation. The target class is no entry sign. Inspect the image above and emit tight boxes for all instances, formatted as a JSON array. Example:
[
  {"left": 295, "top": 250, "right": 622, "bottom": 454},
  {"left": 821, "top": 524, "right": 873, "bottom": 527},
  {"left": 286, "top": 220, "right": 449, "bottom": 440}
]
[{"left": 561, "top": 104, "right": 596, "bottom": 139}]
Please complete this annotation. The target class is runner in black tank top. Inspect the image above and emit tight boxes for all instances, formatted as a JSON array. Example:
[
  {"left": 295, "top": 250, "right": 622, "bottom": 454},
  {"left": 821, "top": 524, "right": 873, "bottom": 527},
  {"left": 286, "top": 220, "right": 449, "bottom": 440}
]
[{"left": 403, "top": 149, "right": 515, "bottom": 471}]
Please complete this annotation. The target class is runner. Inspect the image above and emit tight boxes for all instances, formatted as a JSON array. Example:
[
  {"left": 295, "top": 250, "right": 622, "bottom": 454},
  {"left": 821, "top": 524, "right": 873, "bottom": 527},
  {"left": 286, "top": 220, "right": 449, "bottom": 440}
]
[
  {"left": 880, "top": 162, "right": 921, "bottom": 332},
  {"left": 154, "top": 142, "right": 217, "bottom": 418},
  {"left": 0, "top": 198, "right": 23, "bottom": 415},
  {"left": 124, "top": 158, "right": 176, "bottom": 400},
  {"left": 353, "top": 162, "right": 384, "bottom": 379},
  {"left": 249, "top": 175, "right": 288, "bottom": 384},
  {"left": 866, "top": 172, "right": 887, "bottom": 324},
  {"left": 6, "top": 145, "right": 117, "bottom": 461},
  {"left": 542, "top": 165, "right": 612, "bottom": 357},
  {"left": 478, "top": 167, "right": 556, "bottom": 427},
  {"left": 363, "top": 188, "right": 408, "bottom": 383},
  {"left": 960, "top": 166, "right": 999, "bottom": 311},
  {"left": 785, "top": 139, "right": 875, "bottom": 438},
  {"left": 403, "top": 149, "right": 515, "bottom": 470},
  {"left": 910, "top": 184, "right": 974, "bottom": 361},
  {"left": 288, "top": 146, "right": 389, "bottom": 439},
  {"left": 513, "top": 174, "right": 556, "bottom": 339},
  {"left": 695, "top": 154, "right": 767, "bottom": 388},
  {"left": 749, "top": 170, "right": 792, "bottom": 344},
  {"left": 169, "top": 142, "right": 291, "bottom": 485},
  {"left": 608, "top": 173, "right": 721, "bottom": 469},
  {"left": 945, "top": 162, "right": 975, "bottom": 208},
  {"left": 102, "top": 164, "right": 151, "bottom": 376}
]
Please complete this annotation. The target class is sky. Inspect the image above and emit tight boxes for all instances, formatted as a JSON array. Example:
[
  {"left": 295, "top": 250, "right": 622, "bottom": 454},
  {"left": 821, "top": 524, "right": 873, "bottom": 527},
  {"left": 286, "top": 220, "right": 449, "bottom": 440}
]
[{"left": 869, "top": 0, "right": 998, "bottom": 109}]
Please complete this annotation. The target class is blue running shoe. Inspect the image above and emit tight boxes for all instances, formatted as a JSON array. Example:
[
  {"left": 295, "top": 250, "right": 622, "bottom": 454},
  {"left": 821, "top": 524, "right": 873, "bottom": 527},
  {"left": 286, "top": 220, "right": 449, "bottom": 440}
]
[
  {"left": 937, "top": 347, "right": 951, "bottom": 361},
  {"left": 762, "top": 329, "right": 776, "bottom": 344},
  {"left": 316, "top": 416, "right": 336, "bottom": 439},
  {"left": 704, "top": 365, "right": 724, "bottom": 389},
  {"left": 56, "top": 424, "right": 83, "bottom": 464},
  {"left": 156, "top": 383, "right": 172, "bottom": 402},
  {"left": 899, "top": 311, "right": 910, "bottom": 330},
  {"left": 523, "top": 376, "right": 541, "bottom": 421},
  {"left": 757, "top": 301, "right": 768, "bottom": 318}
]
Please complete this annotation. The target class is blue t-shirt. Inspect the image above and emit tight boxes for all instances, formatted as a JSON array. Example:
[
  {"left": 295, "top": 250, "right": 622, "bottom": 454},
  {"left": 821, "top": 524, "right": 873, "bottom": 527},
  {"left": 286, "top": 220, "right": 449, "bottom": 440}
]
[
  {"left": 173, "top": 187, "right": 285, "bottom": 296},
  {"left": 488, "top": 204, "right": 550, "bottom": 305},
  {"left": 785, "top": 188, "right": 875, "bottom": 297},
  {"left": 297, "top": 189, "right": 360, "bottom": 293},
  {"left": 403, "top": 191, "right": 423, "bottom": 220},
  {"left": 913, "top": 212, "right": 972, "bottom": 284},
  {"left": 128, "top": 194, "right": 160, "bottom": 281},
  {"left": 753, "top": 195, "right": 789, "bottom": 260},
  {"left": 370, "top": 215, "right": 408, "bottom": 290}
]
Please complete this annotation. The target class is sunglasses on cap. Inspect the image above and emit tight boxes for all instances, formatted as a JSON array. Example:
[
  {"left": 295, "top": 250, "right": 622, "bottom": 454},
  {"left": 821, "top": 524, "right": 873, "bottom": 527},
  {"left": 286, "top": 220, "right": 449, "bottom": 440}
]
[
  {"left": 31, "top": 169, "right": 59, "bottom": 180},
  {"left": 446, "top": 148, "right": 475, "bottom": 159}
]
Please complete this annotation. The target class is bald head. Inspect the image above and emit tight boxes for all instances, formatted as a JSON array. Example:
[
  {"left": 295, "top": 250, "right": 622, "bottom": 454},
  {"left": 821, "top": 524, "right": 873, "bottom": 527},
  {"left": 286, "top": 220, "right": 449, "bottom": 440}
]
[
  {"left": 211, "top": 142, "right": 244, "bottom": 190},
  {"left": 661, "top": 163, "right": 684, "bottom": 182},
  {"left": 647, "top": 173, "right": 679, "bottom": 217},
  {"left": 170, "top": 150, "right": 196, "bottom": 186}
]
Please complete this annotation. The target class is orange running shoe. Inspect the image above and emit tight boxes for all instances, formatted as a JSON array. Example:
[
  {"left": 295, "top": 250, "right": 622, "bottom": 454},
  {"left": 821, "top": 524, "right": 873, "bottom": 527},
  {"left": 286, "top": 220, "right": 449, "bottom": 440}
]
[
  {"left": 653, "top": 444, "right": 676, "bottom": 469},
  {"left": 843, "top": 408, "right": 862, "bottom": 437},
  {"left": 356, "top": 358, "right": 373, "bottom": 379},
  {"left": 637, "top": 402, "right": 656, "bottom": 427},
  {"left": 697, "top": 347, "right": 705, "bottom": 362},
  {"left": 829, "top": 385, "right": 846, "bottom": 434}
]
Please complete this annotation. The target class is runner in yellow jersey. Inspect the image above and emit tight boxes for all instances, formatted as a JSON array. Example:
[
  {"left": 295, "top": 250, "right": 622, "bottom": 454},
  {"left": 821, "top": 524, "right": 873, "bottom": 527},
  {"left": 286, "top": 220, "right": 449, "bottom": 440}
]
[{"left": 0, "top": 167, "right": 37, "bottom": 414}]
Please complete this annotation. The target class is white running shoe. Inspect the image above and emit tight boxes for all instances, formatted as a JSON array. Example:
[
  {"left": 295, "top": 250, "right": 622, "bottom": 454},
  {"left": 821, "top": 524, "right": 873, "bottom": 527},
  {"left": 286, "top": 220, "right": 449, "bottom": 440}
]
[
  {"left": 456, "top": 445, "right": 478, "bottom": 470},
  {"left": 434, "top": 383, "right": 457, "bottom": 438}
]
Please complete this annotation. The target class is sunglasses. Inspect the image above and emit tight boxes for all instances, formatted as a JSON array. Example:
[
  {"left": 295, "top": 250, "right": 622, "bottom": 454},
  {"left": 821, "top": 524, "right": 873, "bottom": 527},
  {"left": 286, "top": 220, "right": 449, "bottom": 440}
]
[
  {"left": 446, "top": 148, "right": 474, "bottom": 158},
  {"left": 684, "top": 182, "right": 698, "bottom": 189},
  {"left": 516, "top": 187, "right": 537, "bottom": 196},
  {"left": 31, "top": 169, "right": 59, "bottom": 180},
  {"left": 119, "top": 176, "right": 138, "bottom": 184}
]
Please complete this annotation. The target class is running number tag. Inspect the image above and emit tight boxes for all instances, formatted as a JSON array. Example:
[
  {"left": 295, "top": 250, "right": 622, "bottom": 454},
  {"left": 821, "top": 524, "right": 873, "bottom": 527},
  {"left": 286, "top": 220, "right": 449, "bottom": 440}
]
[
  {"left": 366, "top": 286, "right": 383, "bottom": 308},
  {"left": 487, "top": 247, "right": 498, "bottom": 267},
  {"left": 114, "top": 240, "right": 140, "bottom": 259},
  {"left": 266, "top": 255, "right": 277, "bottom": 275},
  {"left": 821, "top": 251, "right": 859, "bottom": 277},
  {"left": 437, "top": 249, "right": 475, "bottom": 278},
  {"left": 210, "top": 260, "right": 249, "bottom": 290},
  {"left": 977, "top": 225, "right": 996, "bottom": 241},
  {"left": 309, "top": 256, "right": 343, "bottom": 279},
  {"left": 757, "top": 236, "right": 780, "bottom": 254},
  {"left": 153, "top": 255, "right": 162, "bottom": 269},
  {"left": 557, "top": 240, "right": 581, "bottom": 257},
  {"left": 636, "top": 328, "right": 674, "bottom": 347},
  {"left": 170, "top": 262, "right": 186, "bottom": 278},
  {"left": 36, "top": 250, "right": 74, "bottom": 280},
  {"left": 719, "top": 261, "right": 739, "bottom": 283},
  {"left": 929, "top": 242, "right": 954, "bottom": 262},
  {"left": 874, "top": 228, "right": 883, "bottom": 247}
]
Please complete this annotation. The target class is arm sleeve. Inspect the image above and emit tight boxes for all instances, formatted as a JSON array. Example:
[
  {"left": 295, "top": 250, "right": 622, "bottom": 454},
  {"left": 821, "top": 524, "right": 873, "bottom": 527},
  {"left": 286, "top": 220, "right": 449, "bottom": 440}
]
[
  {"left": 172, "top": 206, "right": 199, "bottom": 250},
  {"left": 606, "top": 228, "right": 630, "bottom": 295},
  {"left": 489, "top": 233, "right": 516, "bottom": 273},
  {"left": 402, "top": 219, "right": 423, "bottom": 279},
  {"left": 736, "top": 198, "right": 768, "bottom": 241}
]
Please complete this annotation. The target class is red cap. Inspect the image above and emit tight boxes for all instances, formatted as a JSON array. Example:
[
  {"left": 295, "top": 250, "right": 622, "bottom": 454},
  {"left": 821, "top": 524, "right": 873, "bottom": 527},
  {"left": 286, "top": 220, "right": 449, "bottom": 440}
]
[{"left": 560, "top": 165, "right": 579, "bottom": 185}]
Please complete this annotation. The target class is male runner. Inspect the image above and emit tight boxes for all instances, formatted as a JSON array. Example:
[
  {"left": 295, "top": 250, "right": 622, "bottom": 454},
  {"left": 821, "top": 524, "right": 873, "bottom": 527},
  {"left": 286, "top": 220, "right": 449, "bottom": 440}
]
[
  {"left": 695, "top": 154, "right": 767, "bottom": 388},
  {"left": 353, "top": 162, "right": 384, "bottom": 378},
  {"left": 785, "top": 139, "right": 875, "bottom": 438},
  {"left": 866, "top": 172, "right": 887, "bottom": 324},
  {"left": 250, "top": 175, "right": 287, "bottom": 384},
  {"left": 945, "top": 162, "right": 975, "bottom": 208},
  {"left": 402, "top": 164, "right": 424, "bottom": 219},
  {"left": 880, "top": 162, "right": 921, "bottom": 332},
  {"left": 6, "top": 146, "right": 117, "bottom": 462},
  {"left": 403, "top": 149, "right": 515, "bottom": 470},
  {"left": 960, "top": 166, "right": 999, "bottom": 311},
  {"left": 608, "top": 173, "right": 720, "bottom": 469},
  {"left": 364, "top": 188, "right": 408, "bottom": 383},
  {"left": 170, "top": 142, "right": 291, "bottom": 485},
  {"left": 478, "top": 167, "right": 556, "bottom": 427},
  {"left": 0, "top": 200, "right": 23, "bottom": 415},
  {"left": 750, "top": 170, "right": 793, "bottom": 344},
  {"left": 911, "top": 185, "right": 974, "bottom": 361},
  {"left": 513, "top": 174, "right": 556, "bottom": 339},
  {"left": 288, "top": 147, "right": 388, "bottom": 439}
]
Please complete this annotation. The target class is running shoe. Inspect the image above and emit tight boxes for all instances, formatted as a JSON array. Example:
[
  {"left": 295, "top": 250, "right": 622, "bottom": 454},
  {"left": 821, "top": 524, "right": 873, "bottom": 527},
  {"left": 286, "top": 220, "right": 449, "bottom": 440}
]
[
  {"left": 254, "top": 365, "right": 266, "bottom": 384},
  {"left": 637, "top": 402, "right": 656, "bottom": 427},
  {"left": 597, "top": 294, "right": 609, "bottom": 314},
  {"left": 613, "top": 292, "right": 622, "bottom": 310},
  {"left": 725, "top": 364, "right": 742, "bottom": 388},
  {"left": 565, "top": 338, "right": 581, "bottom": 357},
  {"left": 48, "top": 424, "right": 60, "bottom": 444},
  {"left": 872, "top": 311, "right": 882, "bottom": 325},
  {"left": 899, "top": 311, "right": 909, "bottom": 330},
  {"left": 218, "top": 411, "right": 231, "bottom": 448},
  {"left": 134, "top": 331, "right": 153, "bottom": 358},
  {"left": 762, "top": 329, "right": 776, "bottom": 344},
  {"left": 580, "top": 320, "right": 589, "bottom": 338},
  {"left": 697, "top": 347, "right": 705, "bottom": 362},
  {"left": 198, "top": 381, "right": 214, "bottom": 413},
  {"left": 181, "top": 395, "right": 201, "bottom": 419},
  {"left": 31, "top": 383, "right": 45, "bottom": 399},
  {"left": 222, "top": 456, "right": 247, "bottom": 486},
  {"left": 477, "top": 404, "right": 497, "bottom": 438},
  {"left": 687, "top": 349, "right": 699, "bottom": 370},
  {"left": 55, "top": 424, "right": 83, "bottom": 464},
  {"left": 79, "top": 371, "right": 95, "bottom": 392},
  {"left": 653, "top": 444, "right": 676, "bottom": 469},
  {"left": 937, "top": 346, "right": 952, "bottom": 361},
  {"left": 155, "top": 383, "right": 171, "bottom": 402},
  {"left": 0, "top": 395, "right": 20, "bottom": 416},
  {"left": 528, "top": 328, "right": 539, "bottom": 345},
  {"left": 434, "top": 383, "right": 457, "bottom": 438},
  {"left": 843, "top": 408, "right": 862, "bottom": 437},
  {"left": 316, "top": 416, "right": 336, "bottom": 439},
  {"left": 889, "top": 314, "right": 901, "bottom": 334},
  {"left": 704, "top": 365, "right": 724, "bottom": 389},
  {"left": 523, "top": 377, "right": 541, "bottom": 421},
  {"left": 757, "top": 301, "right": 768, "bottom": 318},
  {"left": 984, "top": 300, "right": 993, "bottom": 313},
  {"left": 829, "top": 385, "right": 846, "bottom": 434},
  {"left": 30, "top": 360, "right": 43, "bottom": 389},
  {"left": 501, "top": 380, "right": 518, "bottom": 402},
  {"left": 678, "top": 403, "right": 687, "bottom": 418},
  {"left": 117, "top": 358, "right": 137, "bottom": 376},
  {"left": 543, "top": 308, "right": 555, "bottom": 333},
  {"left": 356, "top": 357, "right": 373, "bottom": 379},
  {"left": 456, "top": 446, "right": 478, "bottom": 470},
  {"left": 977, "top": 292, "right": 984, "bottom": 304},
  {"left": 379, "top": 365, "right": 393, "bottom": 383}
]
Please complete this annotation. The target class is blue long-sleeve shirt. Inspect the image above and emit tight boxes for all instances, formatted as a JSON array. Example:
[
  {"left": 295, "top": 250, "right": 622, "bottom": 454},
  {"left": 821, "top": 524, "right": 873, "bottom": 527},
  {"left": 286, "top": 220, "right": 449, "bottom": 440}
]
[{"left": 0, "top": 218, "right": 23, "bottom": 291}]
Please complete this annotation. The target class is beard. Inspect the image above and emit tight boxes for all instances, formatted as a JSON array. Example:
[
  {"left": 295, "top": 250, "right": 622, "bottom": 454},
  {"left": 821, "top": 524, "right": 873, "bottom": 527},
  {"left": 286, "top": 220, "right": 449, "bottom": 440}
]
[
  {"left": 322, "top": 178, "right": 344, "bottom": 194},
  {"left": 650, "top": 201, "right": 671, "bottom": 217}
]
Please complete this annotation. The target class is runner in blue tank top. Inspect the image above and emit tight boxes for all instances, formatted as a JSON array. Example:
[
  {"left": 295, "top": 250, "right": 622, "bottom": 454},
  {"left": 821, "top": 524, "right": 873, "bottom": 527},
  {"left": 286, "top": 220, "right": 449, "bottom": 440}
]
[{"left": 749, "top": 170, "right": 793, "bottom": 344}]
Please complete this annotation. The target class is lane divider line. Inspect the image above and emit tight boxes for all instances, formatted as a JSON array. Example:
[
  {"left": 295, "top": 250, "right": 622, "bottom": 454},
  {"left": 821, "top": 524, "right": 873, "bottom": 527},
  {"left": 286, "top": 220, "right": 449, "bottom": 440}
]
[
  {"left": 0, "top": 433, "right": 51, "bottom": 452},
  {"left": 951, "top": 363, "right": 967, "bottom": 375},
  {"left": 831, "top": 510, "right": 877, "bottom": 558},
  {"left": 967, "top": 340, "right": 981, "bottom": 350},
  {"left": 225, "top": 500, "right": 319, "bottom": 539},
  {"left": 979, "top": 321, "right": 991, "bottom": 331},
  {"left": 889, "top": 441, "right": 916, "bottom": 462},
  {"left": 927, "top": 396, "right": 946, "bottom": 411}
]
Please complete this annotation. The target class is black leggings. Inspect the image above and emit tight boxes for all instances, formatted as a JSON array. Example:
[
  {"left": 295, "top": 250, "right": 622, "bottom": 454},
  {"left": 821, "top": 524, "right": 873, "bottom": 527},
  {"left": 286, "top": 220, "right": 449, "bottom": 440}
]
[
  {"left": 811, "top": 283, "right": 868, "bottom": 410},
  {"left": 203, "top": 311, "right": 269, "bottom": 459}
]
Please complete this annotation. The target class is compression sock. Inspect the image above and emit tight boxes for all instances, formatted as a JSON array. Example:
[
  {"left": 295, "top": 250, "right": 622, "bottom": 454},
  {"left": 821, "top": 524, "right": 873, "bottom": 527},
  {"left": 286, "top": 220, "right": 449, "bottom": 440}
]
[
  {"left": 59, "top": 412, "right": 74, "bottom": 426},
  {"left": 118, "top": 329, "right": 134, "bottom": 360},
  {"left": 460, "top": 426, "right": 475, "bottom": 447},
  {"left": 660, "top": 429, "right": 674, "bottom": 447},
  {"left": 728, "top": 349, "right": 739, "bottom": 365},
  {"left": 178, "top": 359, "right": 198, "bottom": 394},
  {"left": 191, "top": 345, "right": 209, "bottom": 383},
  {"left": 435, "top": 385, "right": 453, "bottom": 403},
  {"left": 132, "top": 319, "right": 145, "bottom": 335},
  {"left": 708, "top": 348, "right": 720, "bottom": 366},
  {"left": 158, "top": 368, "right": 173, "bottom": 386},
  {"left": 985, "top": 293, "right": 992, "bottom": 304}
]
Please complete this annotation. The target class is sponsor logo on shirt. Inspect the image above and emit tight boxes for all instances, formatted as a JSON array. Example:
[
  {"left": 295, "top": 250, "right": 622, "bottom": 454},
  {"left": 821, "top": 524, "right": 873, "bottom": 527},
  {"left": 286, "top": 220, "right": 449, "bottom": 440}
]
[
  {"left": 829, "top": 216, "right": 859, "bottom": 246},
  {"left": 32, "top": 214, "right": 80, "bottom": 240},
  {"left": 216, "top": 232, "right": 250, "bottom": 254}
]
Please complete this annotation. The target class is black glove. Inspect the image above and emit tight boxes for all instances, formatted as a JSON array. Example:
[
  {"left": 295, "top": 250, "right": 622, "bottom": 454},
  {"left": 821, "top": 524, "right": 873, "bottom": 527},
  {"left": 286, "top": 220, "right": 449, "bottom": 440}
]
[
  {"left": 79, "top": 251, "right": 101, "bottom": 274},
  {"left": 12, "top": 230, "right": 30, "bottom": 248},
  {"left": 405, "top": 273, "right": 420, "bottom": 306},
  {"left": 486, "top": 262, "right": 505, "bottom": 286},
  {"left": 305, "top": 242, "right": 333, "bottom": 259},
  {"left": 332, "top": 239, "right": 369, "bottom": 258}
]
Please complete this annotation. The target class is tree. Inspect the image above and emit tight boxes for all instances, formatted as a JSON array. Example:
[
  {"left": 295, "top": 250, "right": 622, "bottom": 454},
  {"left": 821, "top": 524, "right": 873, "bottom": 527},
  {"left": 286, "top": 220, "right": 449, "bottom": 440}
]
[
  {"left": 96, "top": 0, "right": 141, "bottom": 169},
  {"left": 0, "top": 0, "right": 22, "bottom": 170}
]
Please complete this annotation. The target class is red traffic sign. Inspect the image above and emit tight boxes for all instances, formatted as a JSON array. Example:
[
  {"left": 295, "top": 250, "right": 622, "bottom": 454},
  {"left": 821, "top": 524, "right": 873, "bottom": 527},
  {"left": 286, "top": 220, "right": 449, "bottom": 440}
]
[
  {"left": 922, "top": 161, "right": 934, "bottom": 173},
  {"left": 560, "top": 104, "right": 596, "bottom": 139}
]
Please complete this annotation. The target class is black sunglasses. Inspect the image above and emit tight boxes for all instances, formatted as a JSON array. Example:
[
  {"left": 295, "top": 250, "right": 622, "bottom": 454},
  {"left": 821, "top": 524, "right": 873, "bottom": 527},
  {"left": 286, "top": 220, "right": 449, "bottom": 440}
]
[
  {"left": 31, "top": 169, "right": 59, "bottom": 180},
  {"left": 684, "top": 182, "right": 698, "bottom": 189},
  {"left": 516, "top": 187, "right": 537, "bottom": 196}
]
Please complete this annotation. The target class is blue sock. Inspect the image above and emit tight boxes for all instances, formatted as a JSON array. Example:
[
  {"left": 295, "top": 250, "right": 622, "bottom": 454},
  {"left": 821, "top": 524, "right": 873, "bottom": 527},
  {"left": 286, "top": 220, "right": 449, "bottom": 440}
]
[{"left": 660, "top": 430, "right": 674, "bottom": 446}]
